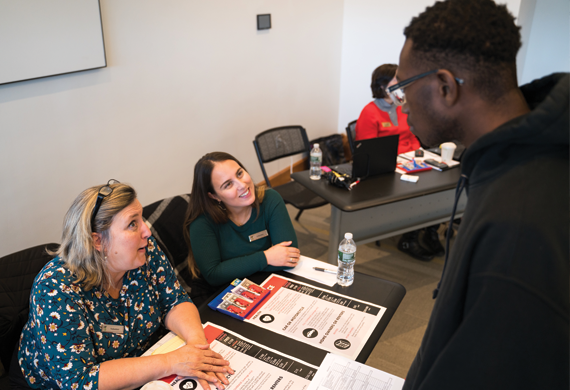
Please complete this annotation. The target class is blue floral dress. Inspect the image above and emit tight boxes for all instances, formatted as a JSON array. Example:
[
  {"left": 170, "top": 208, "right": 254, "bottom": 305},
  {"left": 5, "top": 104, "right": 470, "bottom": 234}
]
[{"left": 17, "top": 237, "right": 192, "bottom": 390}]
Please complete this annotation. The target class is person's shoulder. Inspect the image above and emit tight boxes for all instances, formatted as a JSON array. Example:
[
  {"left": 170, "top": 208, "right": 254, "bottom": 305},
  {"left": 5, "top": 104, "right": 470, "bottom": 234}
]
[
  {"left": 190, "top": 213, "right": 214, "bottom": 229},
  {"left": 262, "top": 188, "right": 284, "bottom": 205},
  {"left": 32, "top": 257, "right": 84, "bottom": 301},
  {"left": 34, "top": 257, "right": 70, "bottom": 286},
  {"left": 357, "top": 101, "right": 383, "bottom": 124},
  {"left": 361, "top": 101, "right": 378, "bottom": 113}
]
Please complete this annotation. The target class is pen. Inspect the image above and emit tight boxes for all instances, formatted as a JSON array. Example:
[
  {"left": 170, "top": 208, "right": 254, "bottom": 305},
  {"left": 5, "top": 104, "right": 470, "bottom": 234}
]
[{"left": 313, "top": 267, "right": 337, "bottom": 274}]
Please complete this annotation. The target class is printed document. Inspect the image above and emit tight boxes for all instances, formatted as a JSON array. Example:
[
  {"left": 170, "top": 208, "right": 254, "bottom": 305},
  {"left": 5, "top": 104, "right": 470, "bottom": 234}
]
[
  {"left": 142, "top": 322, "right": 317, "bottom": 390},
  {"left": 245, "top": 274, "right": 386, "bottom": 360},
  {"left": 307, "top": 353, "right": 404, "bottom": 390}
]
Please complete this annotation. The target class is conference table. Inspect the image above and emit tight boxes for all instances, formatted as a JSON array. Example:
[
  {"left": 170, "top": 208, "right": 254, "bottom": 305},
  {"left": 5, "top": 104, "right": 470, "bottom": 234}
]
[
  {"left": 198, "top": 269, "right": 406, "bottom": 367},
  {"left": 292, "top": 167, "right": 468, "bottom": 264}
]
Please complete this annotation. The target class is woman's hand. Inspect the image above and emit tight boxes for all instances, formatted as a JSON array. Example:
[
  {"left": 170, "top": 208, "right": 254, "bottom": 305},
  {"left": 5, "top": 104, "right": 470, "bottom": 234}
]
[
  {"left": 166, "top": 343, "right": 233, "bottom": 389},
  {"left": 264, "top": 241, "right": 301, "bottom": 267}
]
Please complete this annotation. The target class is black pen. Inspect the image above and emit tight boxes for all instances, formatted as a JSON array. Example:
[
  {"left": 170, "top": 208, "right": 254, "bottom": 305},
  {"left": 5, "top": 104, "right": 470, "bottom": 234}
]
[{"left": 313, "top": 267, "right": 337, "bottom": 274}]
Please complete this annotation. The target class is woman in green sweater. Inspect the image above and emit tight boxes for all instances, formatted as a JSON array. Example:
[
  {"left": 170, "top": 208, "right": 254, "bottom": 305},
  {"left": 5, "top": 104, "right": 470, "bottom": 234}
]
[{"left": 183, "top": 152, "right": 300, "bottom": 305}]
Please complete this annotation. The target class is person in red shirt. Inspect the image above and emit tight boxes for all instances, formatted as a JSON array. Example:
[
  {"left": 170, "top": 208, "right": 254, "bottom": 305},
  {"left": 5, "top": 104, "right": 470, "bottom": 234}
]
[
  {"left": 355, "top": 64, "right": 421, "bottom": 154},
  {"left": 355, "top": 64, "right": 443, "bottom": 261}
]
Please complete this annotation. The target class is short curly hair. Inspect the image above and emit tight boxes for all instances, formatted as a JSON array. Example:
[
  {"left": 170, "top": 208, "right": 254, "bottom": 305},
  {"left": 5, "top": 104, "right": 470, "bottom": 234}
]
[{"left": 404, "top": 0, "right": 521, "bottom": 100}]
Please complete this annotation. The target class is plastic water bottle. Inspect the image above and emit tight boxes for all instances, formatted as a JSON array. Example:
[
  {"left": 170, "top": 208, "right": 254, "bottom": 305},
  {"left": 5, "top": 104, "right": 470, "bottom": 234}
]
[
  {"left": 337, "top": 232, "right": 356, "bottom": 286},
  {"left": 310, "top": 143, "right": 322, "bottom": 180}
]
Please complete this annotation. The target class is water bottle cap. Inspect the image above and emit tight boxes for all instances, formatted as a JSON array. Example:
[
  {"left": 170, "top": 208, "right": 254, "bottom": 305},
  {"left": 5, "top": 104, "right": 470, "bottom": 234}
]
[
  {"left": 313, "top": 143, "right": 319, "bottom": 148},
  {"left": 344, "top": 232, "right": 353, "bottom": 239}
]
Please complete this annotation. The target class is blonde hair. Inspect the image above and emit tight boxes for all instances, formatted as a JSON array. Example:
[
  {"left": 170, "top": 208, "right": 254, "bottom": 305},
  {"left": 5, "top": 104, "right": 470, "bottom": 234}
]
[{"left": 49, "top": 183, "right": 137, "bottom": 290}]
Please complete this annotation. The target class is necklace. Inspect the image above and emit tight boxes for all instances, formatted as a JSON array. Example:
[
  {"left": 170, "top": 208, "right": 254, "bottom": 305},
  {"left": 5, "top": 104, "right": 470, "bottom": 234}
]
[{"left": 229, "top": 207, "right": 252, "bottom": 226}]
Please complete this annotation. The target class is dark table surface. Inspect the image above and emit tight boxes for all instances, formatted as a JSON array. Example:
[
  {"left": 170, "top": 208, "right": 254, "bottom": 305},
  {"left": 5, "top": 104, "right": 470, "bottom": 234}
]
[
  {"left": 198, "top": 270, "right": 405, "bottom": 367},
  {"left": 292, "top": 168, "right": 462, "bottom": 212}
]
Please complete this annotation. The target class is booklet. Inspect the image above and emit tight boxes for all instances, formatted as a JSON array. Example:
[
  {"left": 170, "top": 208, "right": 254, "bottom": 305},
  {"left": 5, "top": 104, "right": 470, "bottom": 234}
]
[{"left": 207, "top": 278, "right": 270, "bottom": 320}]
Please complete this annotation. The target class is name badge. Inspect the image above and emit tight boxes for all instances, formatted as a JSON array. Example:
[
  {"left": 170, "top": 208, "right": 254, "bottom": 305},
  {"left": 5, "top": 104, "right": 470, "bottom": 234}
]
[
  {"left": 101, "top": 324, "right": 124, "bottom": 334},
  {"left": 381, "top": 121, "right": 393, "bottom": 128},
  {"left": 249, "top": 230, "right": 268, "bottom": 242}
]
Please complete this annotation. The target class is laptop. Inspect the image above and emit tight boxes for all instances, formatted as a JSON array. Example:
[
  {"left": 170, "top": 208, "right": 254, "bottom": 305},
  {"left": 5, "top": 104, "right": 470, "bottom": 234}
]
[{"left": 331, "top": 134, "right": 399, "bottom": 179}]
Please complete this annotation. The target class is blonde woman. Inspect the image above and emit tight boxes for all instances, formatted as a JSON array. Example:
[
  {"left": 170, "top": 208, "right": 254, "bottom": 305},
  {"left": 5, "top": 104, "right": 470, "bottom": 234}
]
[{"left": 13, "top": 181, "right": 233, "bottom": 390}]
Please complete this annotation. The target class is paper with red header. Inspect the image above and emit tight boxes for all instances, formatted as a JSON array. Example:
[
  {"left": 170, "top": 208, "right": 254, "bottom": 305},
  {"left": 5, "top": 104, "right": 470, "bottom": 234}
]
[
  {"left": 142, "top": 322, "right": 317, "bottom": 390},
  {"left": 244, "top": 274, "right": 386, "bottom": 360}
]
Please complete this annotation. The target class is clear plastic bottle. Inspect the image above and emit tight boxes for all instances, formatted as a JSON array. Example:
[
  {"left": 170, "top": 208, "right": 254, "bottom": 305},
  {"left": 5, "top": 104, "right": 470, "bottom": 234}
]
[
  {"left": 309, "top": 143, "right": 322, "bottom": 180},
  {"left": 337, "top": 232, "right": 356, "bottom": 286}
]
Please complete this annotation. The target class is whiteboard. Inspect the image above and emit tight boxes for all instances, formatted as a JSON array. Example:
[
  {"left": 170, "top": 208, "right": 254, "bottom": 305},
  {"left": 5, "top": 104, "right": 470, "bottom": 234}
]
[{"left": 0, "top": 0, "right": 106, "bottom": 85}]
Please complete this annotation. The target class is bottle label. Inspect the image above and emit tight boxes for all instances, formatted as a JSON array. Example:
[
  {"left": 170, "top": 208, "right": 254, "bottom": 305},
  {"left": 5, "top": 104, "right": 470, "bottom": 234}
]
[
  {"left": 310, "top": 156, "right": 321, "bottom": 163},
  {"left": 338, "top": 251, "right": 355, "bottom": 262}
]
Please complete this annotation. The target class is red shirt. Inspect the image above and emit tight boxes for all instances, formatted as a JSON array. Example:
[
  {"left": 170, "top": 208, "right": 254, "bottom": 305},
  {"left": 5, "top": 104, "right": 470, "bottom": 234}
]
[{"left": 355, "top": 101, "right": 420, "bottom": 154}]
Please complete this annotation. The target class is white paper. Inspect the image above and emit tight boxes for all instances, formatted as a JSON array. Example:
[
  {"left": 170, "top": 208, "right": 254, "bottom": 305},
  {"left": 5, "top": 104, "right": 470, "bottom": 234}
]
[
  {"left": 245, "top": 274, "right": 386, "bottom": 360},
  {"left": 399, "top": 149, "right": 460, "bottom": 170},
  {"left": 284, "top": 256, "right": 338, "bottom": 286},
  {"left": 142, "top": 323, "right": 318, "bottom": 390},
  {"left": 307, "top": 353, "right": 405, "bottom": 390}
]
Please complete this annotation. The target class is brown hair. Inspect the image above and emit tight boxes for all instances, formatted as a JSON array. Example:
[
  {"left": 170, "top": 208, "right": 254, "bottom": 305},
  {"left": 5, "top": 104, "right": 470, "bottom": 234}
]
[
  {"left": 183, "top": 152, "right": 265, "bottom": 278},
  {"left": 371, "top": 64, "right": 398, "bottom": 99}
]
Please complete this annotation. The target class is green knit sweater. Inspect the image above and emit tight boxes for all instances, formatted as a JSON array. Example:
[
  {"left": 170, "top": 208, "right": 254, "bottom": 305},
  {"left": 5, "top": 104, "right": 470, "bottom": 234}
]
[{"left": 189, "top": 189, "right": 298, "bottom": 286}]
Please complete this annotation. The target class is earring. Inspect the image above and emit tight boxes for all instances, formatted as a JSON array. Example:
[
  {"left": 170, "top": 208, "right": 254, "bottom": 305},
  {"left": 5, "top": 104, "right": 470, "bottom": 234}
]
[{"left": 217, "top": 200, "right": 226, "bottom": 211}]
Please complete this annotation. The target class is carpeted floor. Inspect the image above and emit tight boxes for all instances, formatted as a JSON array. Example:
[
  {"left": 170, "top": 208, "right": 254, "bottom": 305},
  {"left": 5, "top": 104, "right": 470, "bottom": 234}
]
[{"left": 288, "top": 203, "right": 453, "bottom": 379}]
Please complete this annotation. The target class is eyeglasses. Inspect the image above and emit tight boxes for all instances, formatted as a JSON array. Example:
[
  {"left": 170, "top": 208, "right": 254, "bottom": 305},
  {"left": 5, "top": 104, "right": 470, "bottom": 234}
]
[
  {"left": 91, "top": 179, "right": 120, "bottom": 231},
  {"left": 386, "top": 69, "right": 464, "bottom": 106}
]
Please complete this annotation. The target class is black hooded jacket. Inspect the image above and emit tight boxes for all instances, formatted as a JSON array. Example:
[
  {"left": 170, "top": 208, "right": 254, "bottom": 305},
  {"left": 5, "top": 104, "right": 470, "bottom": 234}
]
[{"left": 404, "top": 73, "right": 569, "bottom": 390}]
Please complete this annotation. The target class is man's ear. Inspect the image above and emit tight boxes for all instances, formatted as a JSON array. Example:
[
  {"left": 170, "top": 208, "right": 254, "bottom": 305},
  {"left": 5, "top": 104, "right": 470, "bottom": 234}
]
[
  {"left": 207, "top": 192, "right": 219, "bottom": 202},
  {"left": 92, "top": 233, "right": 103, "bottom": 252},
  {"left": 436, "top": 70, "right": 461, "bottom": 107}
]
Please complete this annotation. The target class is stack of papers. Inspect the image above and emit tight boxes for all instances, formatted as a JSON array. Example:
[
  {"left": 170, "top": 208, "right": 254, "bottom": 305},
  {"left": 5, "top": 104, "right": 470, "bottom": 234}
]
[{"left": 397, "top": 149, "right": 460, "bottom": 172}]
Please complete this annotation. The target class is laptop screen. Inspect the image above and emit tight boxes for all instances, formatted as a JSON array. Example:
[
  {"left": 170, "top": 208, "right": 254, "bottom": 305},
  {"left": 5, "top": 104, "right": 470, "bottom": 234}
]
[{"left": 352, "top": 134, "right": 399, "bottom": 179}]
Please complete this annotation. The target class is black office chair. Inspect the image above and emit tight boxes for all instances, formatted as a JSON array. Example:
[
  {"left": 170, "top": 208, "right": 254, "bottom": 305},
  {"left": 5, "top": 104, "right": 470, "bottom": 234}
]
[
  {"left": 0, "top": 242, "right": 58, "bottom": 385},
  {"left": 345, "top": 120, "right": 357, "bottom": 157},
  {"left": 142, "top": 194, "right": 192, "bottom": 292},
  {"left": 253, "top": 126, "right": 328, "bottom": 221}
]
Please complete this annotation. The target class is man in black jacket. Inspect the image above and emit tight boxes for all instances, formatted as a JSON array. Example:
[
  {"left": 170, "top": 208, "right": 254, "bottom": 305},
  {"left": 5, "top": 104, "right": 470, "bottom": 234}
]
[{"left": 386, "top": 1, "right": 569, "bottom": 389}]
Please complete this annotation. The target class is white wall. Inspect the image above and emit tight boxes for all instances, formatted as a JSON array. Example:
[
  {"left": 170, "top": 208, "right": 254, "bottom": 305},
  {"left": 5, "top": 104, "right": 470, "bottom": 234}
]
[
  {"left": 337, "top": 0, "right": 522, "bottom": 133},
  {"left": 517, "top": 0, "right": 570, "bottom": 85},
  {"left": 1, "top": 0, "right": 566, "bottom": 258},
  {"left": 337, "top": 0, "right": 436, "bottom": 133},
  {"left": 0, "top": 0, "right": 344, "bottom": 257}
]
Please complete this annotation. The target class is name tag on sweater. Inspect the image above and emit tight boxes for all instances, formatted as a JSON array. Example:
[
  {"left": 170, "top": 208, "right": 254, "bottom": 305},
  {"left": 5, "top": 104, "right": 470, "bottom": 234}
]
[
  {"left": 101, "top": 324, "right": 124, "bottom": 334},
  {"left": 381, "top": 122, "right": 393, "bottom": 128},
  {"left": 249, "top": 230, "right": 268, "bottom": 242}
]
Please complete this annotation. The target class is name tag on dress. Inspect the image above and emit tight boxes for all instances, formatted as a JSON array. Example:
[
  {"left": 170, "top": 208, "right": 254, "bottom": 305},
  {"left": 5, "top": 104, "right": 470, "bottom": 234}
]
[
  {"left": 101, "top": 324, "right": 124, "bottom": 334},
  {"left": 249, "top": 230, "right": 268, "bottom": 242}
]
